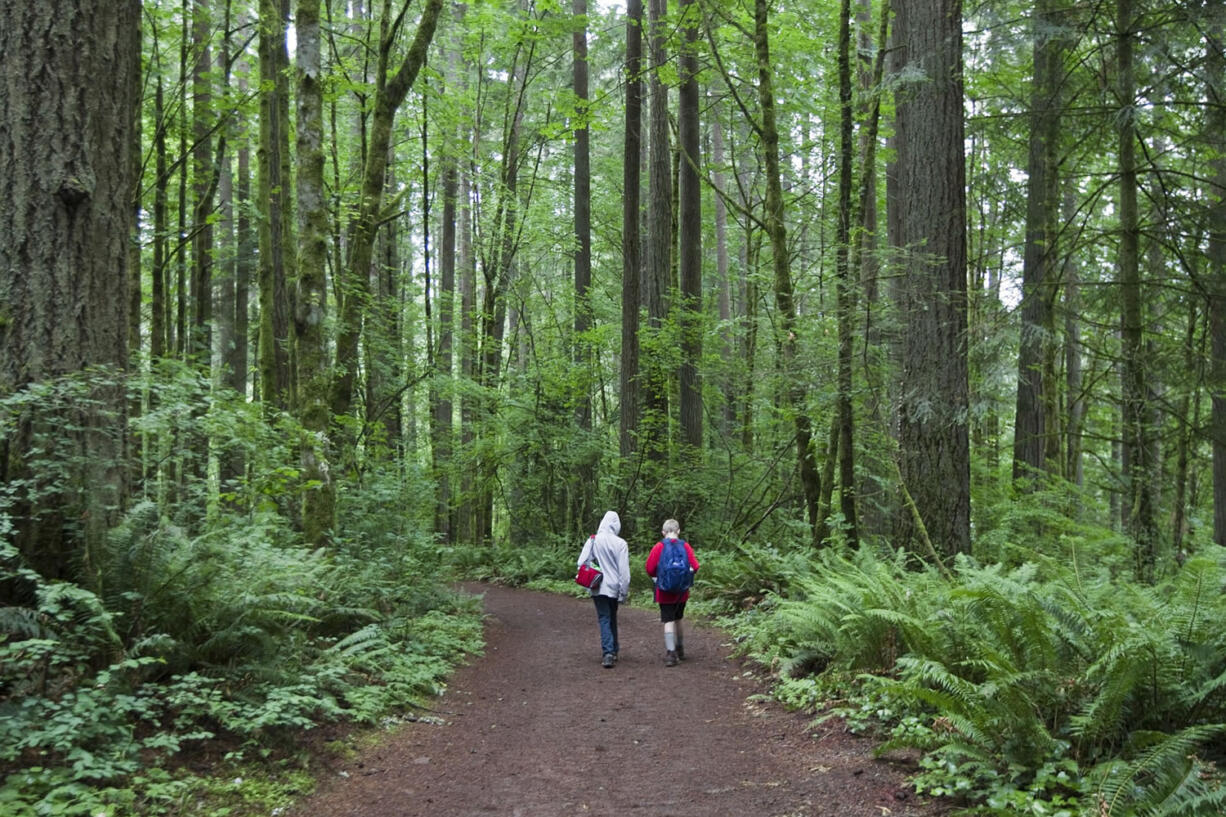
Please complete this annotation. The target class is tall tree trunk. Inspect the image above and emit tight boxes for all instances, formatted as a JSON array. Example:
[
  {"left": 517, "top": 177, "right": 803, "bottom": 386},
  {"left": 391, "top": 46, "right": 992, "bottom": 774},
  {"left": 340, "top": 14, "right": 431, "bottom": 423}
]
[
  {"left": 217, "top": 146, "right": 235, "bottom": 388},
  {"left": 459, "top": 147, "right": 477, "bottom": 544},
  {"left": 1116, "top": 0, "right": 1157, "bottom": 580},
  {"left": 231, "top": 62, "right": 254, "bottom": 397},
  {"left": 711, "top": 95, "right": 734, "bottom": 436},
  {"left": 0, "top": 0, "right": 140, "bottom": 582},
  {"left": 234, "top": 66, "right": 254, "bottom": 398},
  {"left": 1012, "top": 0, "right": 1065, "bottom": 486},
  {"left": 619, "top": 0, "right": 644, "bottom": 460},
  {"left": 856, "top": 0, "right": 884, "bottom": 318},
  {"left": 851, "top": 0, "right": 889, "bottom": 541},
  {"left": 295, "top": 0, "right": 335, "bottom": 545},
  {"left": 1062, "top": 188, "right": 1085, "bottom": 488},
  {"left": 366, "top": 170, "right": 405, "bottom": 452},
  {"left": 366, "top": 151, "right": 406, "bottom": 452},
  {"left": 215, "top": 12, "right": 238, "bottom": 397},
  {"left": 433, "top": 129, "right": 458, "bottom": 542},
  {"left": 1207, "top": 5, "right": 1226, "bottom": 550},
  {"left": 1171, "top": 301, "right": 1198, "bottom": 557},
  {"left": 129, "top": 52, "right": 143, "bottom": 362},
  {"left": 190, "top": 0, "right": 215, "bottom": 365},
  {"left": 735, "top": 120, "right": 758, "bottom": 452},
  {"left": 258, "top": 0, "right": 295, "bottom": 409},
  {"left": 893, "top": 0, "right": 971, "bottom": 557},
  {"left": 455, "top": 4, "right": 477, "bottom": 543},
  {"left": 573, "top": 0, "right": 594, "bottom": 527},
  {"left": 176, "top": 7, "right": 189, "bottom": 360},
  {"left": 153, "top": 76, "right": 169, "bottom": 360},
  {"left": 678, "top": 0, "right": 702, "bottom": 455},
  {"left": 754, "top": 0, "right": 823, "bottom": 543},
  {"left": 834, "top": 0, "right": 858, "bottom": 544},
  {"left": 643, "top": 0, "right": 672, "bottom": 464}
]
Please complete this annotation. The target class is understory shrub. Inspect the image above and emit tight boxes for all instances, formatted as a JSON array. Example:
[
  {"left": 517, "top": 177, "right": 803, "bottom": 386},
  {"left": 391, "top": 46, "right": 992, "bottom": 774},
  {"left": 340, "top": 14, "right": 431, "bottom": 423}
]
[
  {"left": 0, "top": 531, "right": 483, "bottom": 815},
  {"left": 728, "top": 543, "right": 1226, "bottom": 816},
  {"left": 0, "top": 369, "right": 485, "bottom": 816}
]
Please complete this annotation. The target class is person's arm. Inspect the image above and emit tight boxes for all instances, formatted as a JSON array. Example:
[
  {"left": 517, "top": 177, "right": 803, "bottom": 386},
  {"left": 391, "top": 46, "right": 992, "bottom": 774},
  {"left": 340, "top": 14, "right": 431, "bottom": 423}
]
[
  {"left": 577, "top": 534, "right": 594, "bottom": 568},
  {"left": 645, "top": 542, "right": 661, "bottom": 577},
  {"left": 617, "top": 543, "right": 631, "bottom": 602},
  {"left": 685, "top": 541, "right": 699, "bottom": 572}
]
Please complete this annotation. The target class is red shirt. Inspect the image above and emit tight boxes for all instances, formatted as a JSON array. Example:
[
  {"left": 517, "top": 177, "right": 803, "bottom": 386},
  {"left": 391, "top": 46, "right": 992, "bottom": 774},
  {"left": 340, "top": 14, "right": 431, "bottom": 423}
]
[{"left": 645, "top": 539, "right": 700, "bottom": 604}]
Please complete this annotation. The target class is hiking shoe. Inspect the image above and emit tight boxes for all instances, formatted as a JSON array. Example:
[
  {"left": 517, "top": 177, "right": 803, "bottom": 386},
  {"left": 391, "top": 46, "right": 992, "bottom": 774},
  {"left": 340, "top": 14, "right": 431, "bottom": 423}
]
[
  {"left": 611, "top": 652, "right": 619, "bottom": 664},
  {"left": 665, "top": 650, "right": 679, "bottom": 667},
  {"left": 602, "top": 653, "right": 615, "bottom": 668}
]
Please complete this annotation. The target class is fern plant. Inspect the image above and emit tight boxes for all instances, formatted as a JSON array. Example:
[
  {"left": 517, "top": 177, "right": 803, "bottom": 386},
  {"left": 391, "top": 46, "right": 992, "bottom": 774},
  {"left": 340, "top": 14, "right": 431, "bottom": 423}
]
[{"left": 734, "top": 541, "right": 1226, "bottom": 815}]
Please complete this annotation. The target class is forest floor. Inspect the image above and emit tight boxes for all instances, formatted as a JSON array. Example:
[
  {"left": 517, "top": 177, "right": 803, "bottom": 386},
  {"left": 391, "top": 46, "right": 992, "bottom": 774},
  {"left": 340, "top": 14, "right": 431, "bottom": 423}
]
[{"left": 289, "top": 583, "right": 950, "bottom": 817}]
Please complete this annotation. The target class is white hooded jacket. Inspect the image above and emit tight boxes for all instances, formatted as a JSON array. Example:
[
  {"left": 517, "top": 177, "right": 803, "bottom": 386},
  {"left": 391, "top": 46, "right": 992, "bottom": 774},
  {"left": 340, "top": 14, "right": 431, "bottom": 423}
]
[{"left": 576, "top": 510, "right": 631, "bottom": 603}]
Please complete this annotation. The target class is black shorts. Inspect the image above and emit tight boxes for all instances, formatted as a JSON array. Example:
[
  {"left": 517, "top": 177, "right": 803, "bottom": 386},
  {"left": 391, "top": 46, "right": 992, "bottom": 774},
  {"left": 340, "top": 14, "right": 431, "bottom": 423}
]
[{"left": 659, "top": 601, "right": 687, "bottom": 623}]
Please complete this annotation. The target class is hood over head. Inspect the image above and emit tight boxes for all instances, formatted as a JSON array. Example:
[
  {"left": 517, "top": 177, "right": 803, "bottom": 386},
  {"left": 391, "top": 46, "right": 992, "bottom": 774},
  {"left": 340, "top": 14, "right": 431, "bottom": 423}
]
[{"left": 598, "top": 510, "right": 621, "bottom": 537}]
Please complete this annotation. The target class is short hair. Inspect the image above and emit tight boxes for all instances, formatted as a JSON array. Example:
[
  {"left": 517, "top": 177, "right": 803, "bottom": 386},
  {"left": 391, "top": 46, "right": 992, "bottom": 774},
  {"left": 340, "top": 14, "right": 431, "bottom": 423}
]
[{"left": 662, "top": 518, "right": 680, "bottom": 536}]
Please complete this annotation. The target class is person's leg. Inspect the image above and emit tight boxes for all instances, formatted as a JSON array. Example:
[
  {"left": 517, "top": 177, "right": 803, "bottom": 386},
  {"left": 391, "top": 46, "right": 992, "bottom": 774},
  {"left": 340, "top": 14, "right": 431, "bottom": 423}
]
[
  {"left": 593, "top": 596, "right": 615, "bottom": 666},
  {"left": 661, "top": 604, "right": 679, "bottom": 666},
  {"left": 609, "top": 599, "right": 620, "bottom": 659}
]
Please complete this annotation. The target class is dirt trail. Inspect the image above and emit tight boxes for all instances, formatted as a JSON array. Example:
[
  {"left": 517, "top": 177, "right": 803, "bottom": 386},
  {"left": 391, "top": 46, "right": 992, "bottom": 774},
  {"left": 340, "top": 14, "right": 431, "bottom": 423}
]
[{"left": 292, "top": 583, "right": 946, "bottom": 817}]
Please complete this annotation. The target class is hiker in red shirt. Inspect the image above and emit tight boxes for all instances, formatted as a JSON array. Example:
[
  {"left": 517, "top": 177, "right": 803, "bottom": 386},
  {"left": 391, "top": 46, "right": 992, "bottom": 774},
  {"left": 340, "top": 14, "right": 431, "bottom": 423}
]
[{"left": 644, "top": 518, "right": 699, "bottom": 667}]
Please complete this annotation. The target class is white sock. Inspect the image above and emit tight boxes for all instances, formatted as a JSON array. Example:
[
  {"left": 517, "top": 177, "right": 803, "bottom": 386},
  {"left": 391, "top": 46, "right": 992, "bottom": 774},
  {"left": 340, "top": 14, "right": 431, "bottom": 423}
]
[{"left": 665, "top": 631, "right": 676, "bottom": 651}]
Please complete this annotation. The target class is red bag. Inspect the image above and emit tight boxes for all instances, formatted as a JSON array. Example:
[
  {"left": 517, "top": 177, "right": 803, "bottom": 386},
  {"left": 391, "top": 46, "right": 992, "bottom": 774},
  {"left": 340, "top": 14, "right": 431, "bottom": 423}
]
[{"left": 576, "top": 562, "right": 603, "bottom": 590}]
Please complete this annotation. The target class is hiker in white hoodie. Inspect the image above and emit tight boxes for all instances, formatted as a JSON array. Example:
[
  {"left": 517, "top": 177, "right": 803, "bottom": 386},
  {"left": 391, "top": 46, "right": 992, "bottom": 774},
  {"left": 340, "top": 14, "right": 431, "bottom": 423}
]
[{"left": 576, "top": 510, "right": 631, "bottom": 668}]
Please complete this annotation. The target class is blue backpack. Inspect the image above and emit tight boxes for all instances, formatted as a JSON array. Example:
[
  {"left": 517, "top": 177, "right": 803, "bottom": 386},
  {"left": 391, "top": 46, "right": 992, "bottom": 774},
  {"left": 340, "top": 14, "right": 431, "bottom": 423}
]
[{"left": 656, "top": 538, "right": 693, "bottom": 593}]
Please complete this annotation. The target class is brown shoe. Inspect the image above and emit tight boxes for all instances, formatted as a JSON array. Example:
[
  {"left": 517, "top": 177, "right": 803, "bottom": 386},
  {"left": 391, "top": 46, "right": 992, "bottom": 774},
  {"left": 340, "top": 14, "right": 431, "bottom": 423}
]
[{"left": 665, "top": 650, "right": 679, "bottom": 667}]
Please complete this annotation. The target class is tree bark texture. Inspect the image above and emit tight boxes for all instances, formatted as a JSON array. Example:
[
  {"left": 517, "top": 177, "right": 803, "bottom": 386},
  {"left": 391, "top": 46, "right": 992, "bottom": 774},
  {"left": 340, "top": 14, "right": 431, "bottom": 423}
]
[
  {"left": 1012, "top": 0, "right": 1065, "bottom": 485},
  {"left": 643, "top": 0, "right": 672, "bottom": 464},
  {"left": 711, "top": 96, "right": 734, "bottom": 436},
  {"left": 678, "top": 0, "right": 702, "bottom": 455},
  {"left": 295, "top": 0, "right": 335, "bottom": 546},
  {"left": 619, "top": 0, "right": 644, "bottom": 460},
  {"left": 893, "top": 0, "right": 971, "bottom": 557},
  {"left": 190, "top": 0, "right": 215, "bottom": 363},
  {"left": 1062, "top": 189, "right": 1085, "bottom": 488},
  {"left": 258, "top": 0, "right": 295, "bottom": 409},
  {"left": 434, "top": 145, "right": 458, "bottom": 542},
  {"left": 1115, "top": 0, "right": 1157, "bottom": 580},
  {"left": 0, "top": 0, "right": 140, "bottom": 579},
  {"left": 573, "top": 0, "right": 594, "bottom": 526},
  {"left": 1206, "top": 10, "right": 1226, "bottom": 549},
  {"left": 835, "top": 0, "right": 858, "bottom": 544},
  {"left": 153, "top": 77, "right": 169, "bottom": 359}
]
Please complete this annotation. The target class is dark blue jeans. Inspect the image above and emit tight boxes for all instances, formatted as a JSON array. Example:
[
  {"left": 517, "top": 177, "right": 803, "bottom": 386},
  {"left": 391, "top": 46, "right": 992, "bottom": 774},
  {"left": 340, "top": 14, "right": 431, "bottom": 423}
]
[{"left": 592, "top": 596, "right": 620, "bottom": 656}]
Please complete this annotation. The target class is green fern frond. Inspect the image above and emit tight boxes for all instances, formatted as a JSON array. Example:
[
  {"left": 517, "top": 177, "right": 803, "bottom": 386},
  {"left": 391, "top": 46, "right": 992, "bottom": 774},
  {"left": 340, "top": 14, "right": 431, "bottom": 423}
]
[
  {"left": 0, "top": 605, "right": 47, "bottom": 639},
  {"left": 1147, "top": 785, "right": 1226, "bottom": 817},
  {"left": 327, "top": 624, "right": 390, "bottom": 658},
  {"left": 1093, "top": 724, "right": 1225, "bottom": 817}
]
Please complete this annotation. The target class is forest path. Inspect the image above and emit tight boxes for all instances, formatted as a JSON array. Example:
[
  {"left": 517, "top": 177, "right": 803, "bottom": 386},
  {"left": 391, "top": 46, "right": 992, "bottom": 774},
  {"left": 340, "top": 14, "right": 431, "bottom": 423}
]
[{"left": 291, "top": 583, "right": 946, "bottom": 817}]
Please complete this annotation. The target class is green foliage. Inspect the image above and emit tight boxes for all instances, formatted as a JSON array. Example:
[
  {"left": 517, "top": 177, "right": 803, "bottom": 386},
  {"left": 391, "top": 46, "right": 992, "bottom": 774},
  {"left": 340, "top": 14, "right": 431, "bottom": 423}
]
[
  {"left": 0, "top": 367, "right": 484, "bottom": 815},
  {"left": 696, "top": 539, "right": 813, "bottom": 613},
  {"left": 728, "top": 543, "right": 1226, "bottom": 815}
]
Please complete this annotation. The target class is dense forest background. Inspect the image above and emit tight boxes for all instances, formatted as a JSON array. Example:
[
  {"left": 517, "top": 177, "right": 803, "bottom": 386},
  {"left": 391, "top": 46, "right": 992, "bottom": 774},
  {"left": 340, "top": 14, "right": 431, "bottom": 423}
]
[{"left": 2, "top": 0, "right": 1226, "bottom": 814}]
